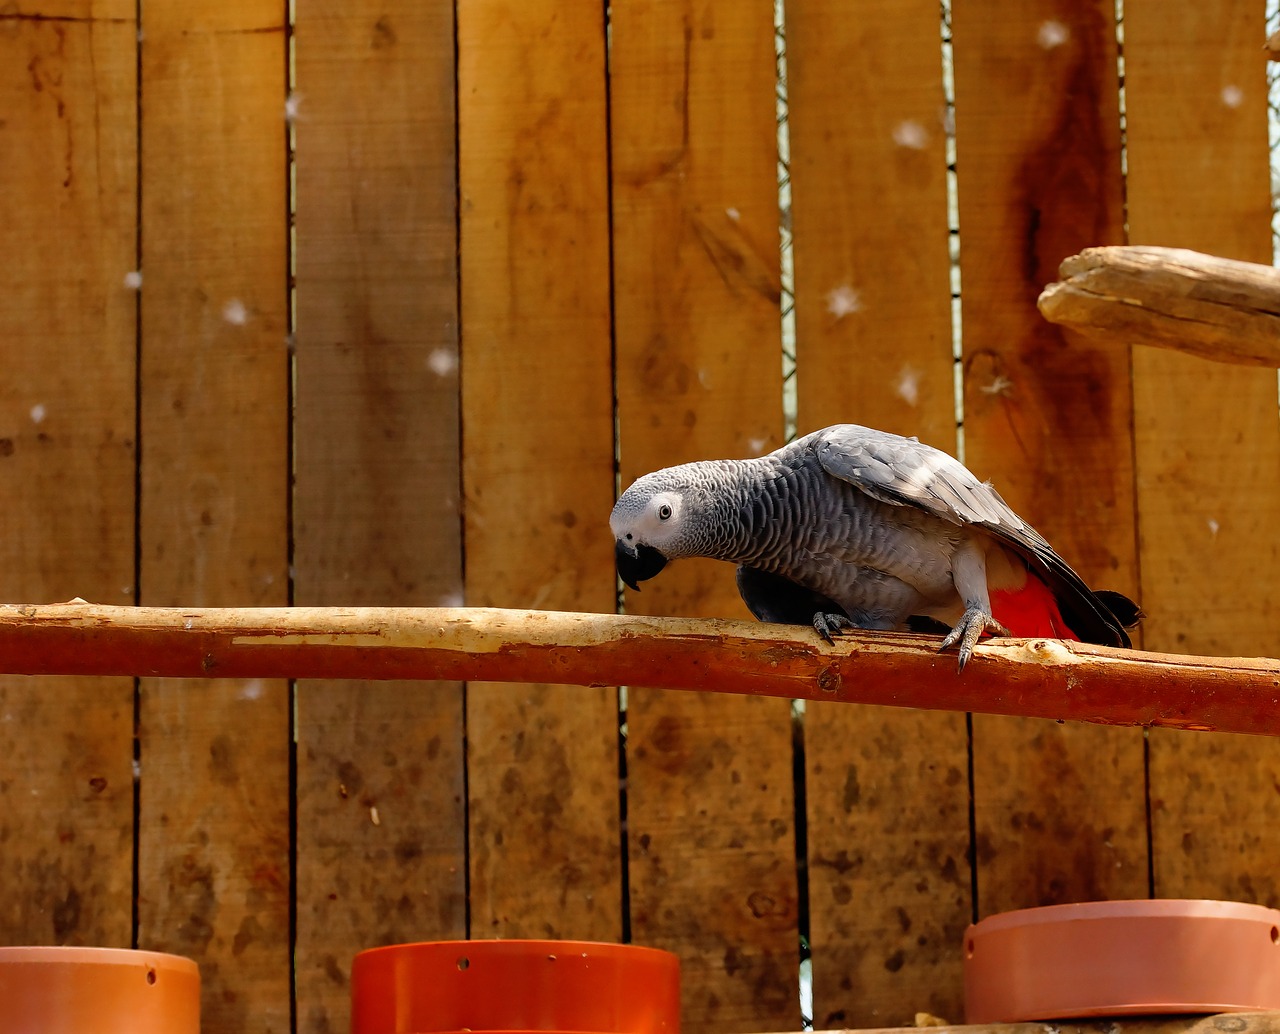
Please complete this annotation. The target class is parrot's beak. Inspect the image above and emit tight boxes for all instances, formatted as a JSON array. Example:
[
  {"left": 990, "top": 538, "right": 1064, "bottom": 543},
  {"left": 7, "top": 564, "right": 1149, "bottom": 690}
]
[{"left": 615, "top": 540, "right": 668, "bottom": 590}]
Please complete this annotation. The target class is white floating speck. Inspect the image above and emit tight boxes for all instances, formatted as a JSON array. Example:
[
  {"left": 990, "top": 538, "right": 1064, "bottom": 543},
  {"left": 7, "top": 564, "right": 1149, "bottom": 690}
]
[
  {"left": 29, "top": 404, "right": 46, "bottom": 424},
  {"left": 1207, "top": 517, "right": 1220, "bottom": 536},
  {"left": 725, "top": 206, "right": 740, "bottom": 221},
  {"left": 698, "top": 368, "right": 712, "bottom": 389},
  {"left": 1037, "top": 20, "right": 1069, "bottom": 49},
  {"left": 427, "top": 348, "right": 458, "bottom": 377},
  {"left": 240, "top": 680, "right": 264, "bottom": 701},
  {"left": 284, "top": 91, "right": 302, "bottom": 122},
  {"left": 123, "top": 270, "right": 143, "bottom": 290},
  {"left": 747, "top": 437, "right": 768, "bottom": 455},
  {"left": 896, "top": 365, "right": 921, "bottom": 407},
  {"left": 825, "top": 284, "right": 861, "bottom": 320},
  {"left": 1221, "top": 84, "right": 1243, "bottom": 108},
  {"left": 438, "top": 591, "right": 465, "bottom": 608},
  {"left": 222, "top": 298, "right": 248, "bottom": 325},
  {"left": 370, "top": 805, "right": 381, "bottom": 826},
  {"left": 980, "top": 374, "right": 1014, "bottom": 397},
  {"left": 892, "top": 120, "right": 928, "bottom": 150},
  {"left": 132, "top": 758, "right": 142, "bottom": 778}
]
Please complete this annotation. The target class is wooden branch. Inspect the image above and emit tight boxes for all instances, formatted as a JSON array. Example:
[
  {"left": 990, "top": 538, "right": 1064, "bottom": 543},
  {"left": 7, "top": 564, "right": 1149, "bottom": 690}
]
[
  {"left": 2, "top": 603, "right": 1280, "bottom": 737},
  {"left": 771, "top": 1014, "right": 1280, "bottom": 1034},
  {"left": 1038, "top": 245, "right": 1280, "bottom": 366}
]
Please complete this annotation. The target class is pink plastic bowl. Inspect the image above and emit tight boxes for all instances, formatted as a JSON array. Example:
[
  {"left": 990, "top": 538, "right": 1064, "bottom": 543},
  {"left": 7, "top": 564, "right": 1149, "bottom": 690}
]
[{"left": 965, "top": 899, "right": 1280, "bottom": 1022}]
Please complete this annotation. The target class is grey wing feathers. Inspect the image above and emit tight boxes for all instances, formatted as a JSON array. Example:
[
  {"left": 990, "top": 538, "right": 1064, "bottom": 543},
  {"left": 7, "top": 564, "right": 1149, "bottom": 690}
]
[
  {"left": 812, "top": 425, "right": 1045, "bottom": 544},
  {"left": 810, "top": 425, "right": 1130, "bottom": 647}
]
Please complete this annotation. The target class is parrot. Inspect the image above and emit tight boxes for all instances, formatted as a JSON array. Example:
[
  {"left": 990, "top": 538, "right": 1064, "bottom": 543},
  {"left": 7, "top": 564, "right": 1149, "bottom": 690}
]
[{"left": 610, "top": 423, "right": 1138, "bottom": 671}]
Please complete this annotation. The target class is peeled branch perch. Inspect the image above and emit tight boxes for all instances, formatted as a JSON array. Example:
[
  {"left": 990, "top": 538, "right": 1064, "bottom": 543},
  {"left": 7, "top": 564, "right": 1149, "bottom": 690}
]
[
  {"left": 1038, "top": 245, "right": 1280, "bottom": 366},
  {"left": 2, "top": 602, "right": 1280, "bottom": 737}
]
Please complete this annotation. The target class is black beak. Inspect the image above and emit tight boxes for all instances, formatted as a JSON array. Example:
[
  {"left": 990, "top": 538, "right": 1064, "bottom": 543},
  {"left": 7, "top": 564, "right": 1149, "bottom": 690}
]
[{"left": 616, "top": 540, "right": 668, "bottom": 590}]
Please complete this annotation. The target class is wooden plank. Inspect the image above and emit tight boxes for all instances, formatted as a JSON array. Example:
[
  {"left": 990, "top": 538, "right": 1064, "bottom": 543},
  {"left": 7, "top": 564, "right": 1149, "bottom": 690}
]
[
  {"left": 137, "top": 1, "right": 290, "bottom": 1029},
  {"left": 785, "top": 0, "right": 969, "bottom": 1024},
  {"left": 1039, "top": 246, "right": 1280, "bottom": 367},
  {"left": 6, "top": 605, "right": 1280, "bottom": 741},
  {"left": 609, "top": 3, "right": 796, "bottom": 1029},
  {"left": 456, "top": 0, "right": 620, "bottom": 940},
  {"left": 950, "top": 0, "right": 1149, "bottom": 916},
  {"left": 1122, "top": 0, "right": 1280, "bottom": 905},
  {"left": 291, "top": 4, "right": 466, "bottom": 1032},
  {"left": 0, "top": 1, "right": 137, "bottom": 947}
]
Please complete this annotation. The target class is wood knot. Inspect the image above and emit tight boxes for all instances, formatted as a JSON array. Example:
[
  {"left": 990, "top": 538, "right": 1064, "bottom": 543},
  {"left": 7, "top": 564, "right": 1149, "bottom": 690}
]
[{"left": 816, "top": 665, "right": 842, "bottom": 694}]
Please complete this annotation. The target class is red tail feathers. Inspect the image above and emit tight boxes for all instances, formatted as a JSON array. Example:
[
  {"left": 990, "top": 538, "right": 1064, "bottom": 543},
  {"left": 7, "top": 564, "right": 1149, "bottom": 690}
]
[{"left": 990, "top": 577, "right": 1079, "bottom": 641}]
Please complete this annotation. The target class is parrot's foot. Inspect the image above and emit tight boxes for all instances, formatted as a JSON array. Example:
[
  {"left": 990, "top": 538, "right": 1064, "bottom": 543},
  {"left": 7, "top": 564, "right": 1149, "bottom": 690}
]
[
  {"left": 811, "top": 610, "right": 856, "bottom": 644},
  {"left": 939, "top": 607, "right": 1010, "bottom": 672}
]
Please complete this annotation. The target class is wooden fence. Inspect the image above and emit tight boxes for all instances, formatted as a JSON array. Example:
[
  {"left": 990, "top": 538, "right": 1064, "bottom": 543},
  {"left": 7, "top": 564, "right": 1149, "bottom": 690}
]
[{"left": 2, "top": 0, "right": 1278, "bottom": 1032}]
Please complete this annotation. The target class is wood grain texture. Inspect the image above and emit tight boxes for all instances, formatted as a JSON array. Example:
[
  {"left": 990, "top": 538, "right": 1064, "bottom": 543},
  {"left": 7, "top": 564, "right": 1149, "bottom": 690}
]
[
  {"left": 1123, "top": 0, "right": 1280, "bottom": 905},
  {"left": 457, "top": 0, "right": 621, "bottom": 941},
  {"left": 292, "top": 4, "right": 466, "bottom": 1032},
  {"left": 610, "top": 3, "right": 796, "bottom": 1028},
  {"left": 138, "top": 1, "right": 290, "bottom": 1029},
  {"left": 1039, "top": 247, "right": 1280, "bottom": 367},
  {"left": 950, "top": 0, "right": 1149, "bottom": 916},
  {"left": 0, "top": 1, "right": 137, "bottom": 947},
  {"left": 785, "top": 0, "right": 968, "bottom": 1023}
]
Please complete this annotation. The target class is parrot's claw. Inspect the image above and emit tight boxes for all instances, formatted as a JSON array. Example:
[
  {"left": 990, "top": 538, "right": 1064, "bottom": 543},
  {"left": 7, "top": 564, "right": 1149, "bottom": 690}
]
[
  {"left": 811, "top": 611, "right": 856, "bottom": 644},
  {"left": 939, "top": 607, "right": 1010, "bottom": 672}
]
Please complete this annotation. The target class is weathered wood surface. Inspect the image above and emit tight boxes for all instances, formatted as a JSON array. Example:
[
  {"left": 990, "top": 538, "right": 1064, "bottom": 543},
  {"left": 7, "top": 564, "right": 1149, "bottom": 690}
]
[
  {"left": 137, "top": 2, "right": 291, "bottom": 1028},
  {"left": 950, "top": 0, "right": 1148, "bottom": 919},
  {"left": 0, "top": 3, "right": 137, "bottom": 949},
  {"left": 291, "top": 3, "right": 467, "bottom": 1032},
  {"left": 610, "top": 2, "right": 796, "bottom": 1027},
  {"left": 1039, "top": 246, "right": 1280, "bottom": 367},
  {"left": 2, "top": 605, "right": 1280, "bottom": 736},
  {"left": 787, "top": 0, "right": 967, "bottom": 1022},
  {"left": 1124, "top": 0, "right": 1280, "bottom": 908},
  {"left": 458, "top": 0, "right": 621, "bottom": 944}
]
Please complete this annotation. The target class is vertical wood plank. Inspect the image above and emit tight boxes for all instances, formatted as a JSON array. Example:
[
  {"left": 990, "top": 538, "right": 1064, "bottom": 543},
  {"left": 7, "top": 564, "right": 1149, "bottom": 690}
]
[
  {"left": 138, "top": 1, "right": 290, "bottom": 1029},
  {"left": 610, "top": 3, "right": 796, "bottom": 1030},
  {"left": 950, "top": 0, "right": 1149, "bottom": 915},
  {"left": 292, "top": 4, "right": 466, "bottom": 1033},
  {"left": 1123, "top": 0, "right": 1280, "bottom": 905},
  {"left": 786, "top": 0, "right": 969, "bottom": 1023},
  {"left": 0, "top": 0, "right": 137, "bottom": 947},
  {"left": 457, "top": 0, "right": 621, "bottom": 939}
]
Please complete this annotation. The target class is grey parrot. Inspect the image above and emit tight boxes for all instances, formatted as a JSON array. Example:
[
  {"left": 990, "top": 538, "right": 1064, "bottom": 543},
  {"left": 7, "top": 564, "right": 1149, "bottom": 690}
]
[{"left": 610, "top": 423, "right": 1137, "bottom": 670}]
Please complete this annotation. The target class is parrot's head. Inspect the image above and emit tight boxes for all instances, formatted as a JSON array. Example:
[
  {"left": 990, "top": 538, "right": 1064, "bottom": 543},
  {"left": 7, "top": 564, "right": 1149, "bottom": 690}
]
[{"left": 610, "top": 467, "right": 706, "bottom": 590}]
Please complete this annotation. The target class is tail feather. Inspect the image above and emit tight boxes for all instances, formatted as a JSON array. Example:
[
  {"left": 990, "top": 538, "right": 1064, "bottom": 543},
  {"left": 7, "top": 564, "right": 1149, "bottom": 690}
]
[
  {"left": 990, "top": 578, "right": 1080, "bottom": 641},
  {"left": 1096, "top": 589, "right": 1142, "bottom": 629}
]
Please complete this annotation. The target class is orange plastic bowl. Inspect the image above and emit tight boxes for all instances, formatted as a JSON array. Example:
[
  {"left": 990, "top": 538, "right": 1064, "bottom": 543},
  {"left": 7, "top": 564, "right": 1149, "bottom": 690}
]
[
  {"left": 964, "top": 899, "right": 1280, "bottom": 1022},
  {"left": 0, "top": 946, "right": 200, "bottom": 1034},
  {"left": 350, "top": 940, "right": 681, "bottom": 1034}
]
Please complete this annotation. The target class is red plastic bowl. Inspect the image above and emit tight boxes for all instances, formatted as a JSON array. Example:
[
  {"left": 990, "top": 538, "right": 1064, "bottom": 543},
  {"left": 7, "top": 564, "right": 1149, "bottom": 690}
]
[
  {"left": 964, "top": 899, "right": 1280, "bottom": 1022},
  {"left": 350, "top": 940, "right": 681, "bottom": 1034}
]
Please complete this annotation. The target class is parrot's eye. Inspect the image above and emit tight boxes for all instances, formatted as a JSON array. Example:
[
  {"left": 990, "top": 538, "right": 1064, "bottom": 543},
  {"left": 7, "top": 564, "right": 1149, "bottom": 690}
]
[{"left": 657, "top": 503, "right": 672, "bottom": 521}]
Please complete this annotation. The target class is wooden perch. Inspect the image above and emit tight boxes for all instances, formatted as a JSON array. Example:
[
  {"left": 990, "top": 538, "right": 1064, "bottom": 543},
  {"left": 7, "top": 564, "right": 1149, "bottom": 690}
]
[
  {"left": 1038, "top": 245, "right": 1280, "bottom": 366},
  {"left": 2, "top": 602, "right": 1280, "bottom": 737}
]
